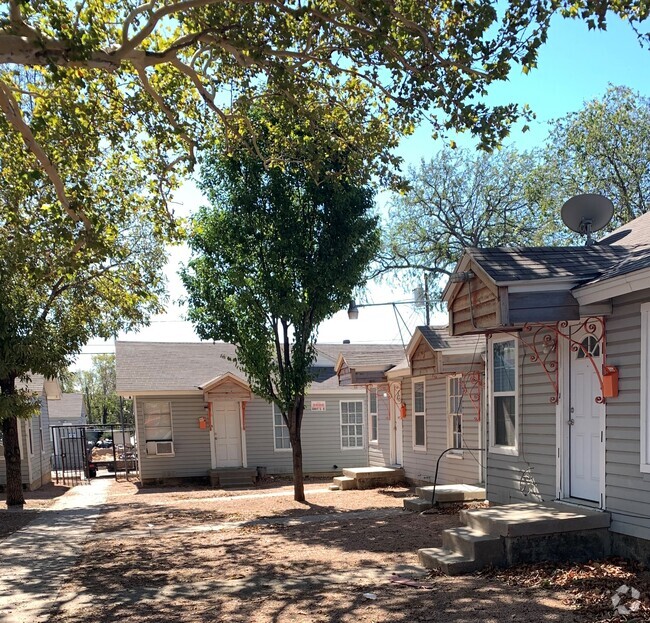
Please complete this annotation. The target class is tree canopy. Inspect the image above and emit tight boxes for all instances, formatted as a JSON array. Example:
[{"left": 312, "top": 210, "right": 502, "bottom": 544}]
[
  {"left": 182, "top": 125, "right": 380, "bottom": 501},
  {"left": 1, "top": 0, "right": 649, "bottom": 204}
]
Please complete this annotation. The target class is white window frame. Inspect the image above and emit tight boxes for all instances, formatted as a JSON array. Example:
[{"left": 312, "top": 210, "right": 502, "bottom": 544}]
[
  {"left": 368, "top": 387, "right": 378, "bottom": 445},
  {"left": 143, "top": 401, "right": 174, "bottom": 443},
  {"left": 412, "top": 377, "right": 426, "bottom": 451},
  {"left": 272, "top": 405, "right": 291, "bottom": 452},
  {"left": 340, "top": 400, "right": 364, "bottom": 450},
  {"left": 489, "top": 335, "right": 519, "bottom": 456},
  {"left": 641, "top": 303, "right": 650, "bottom": 472},
  {"left": 447, "top": 375, "right": 463, "bottom": 456}
]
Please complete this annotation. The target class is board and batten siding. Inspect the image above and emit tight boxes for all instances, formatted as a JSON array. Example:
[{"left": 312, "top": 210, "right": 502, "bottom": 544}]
[
  {"left": 136, "top": 394, "right": 212, "bottom": 481},
  {"left": 401, "top": 376, "right": 481, "bottom": 485},
  {"left": 604, "top": 288, "right": 650, "bottom": 541},
  {"left": 486, "top": 330, "right": 557, "bottom": 504},
  {"left": 246, "top": 392, "right": 368, "bottom": 474}
]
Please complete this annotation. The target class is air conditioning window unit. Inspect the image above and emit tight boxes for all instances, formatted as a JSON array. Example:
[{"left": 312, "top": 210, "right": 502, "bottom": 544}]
[{"left": 145, "top": 441, "right": 175, "bottom": 456}]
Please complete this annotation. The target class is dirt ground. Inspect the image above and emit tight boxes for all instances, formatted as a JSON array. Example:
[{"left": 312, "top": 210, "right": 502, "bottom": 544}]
[
  {"left": 0, "top": 481, "right": 70, "bottom": 538},
  {"left": 42, "top": 478, "right": 649, "bottom": 623}
]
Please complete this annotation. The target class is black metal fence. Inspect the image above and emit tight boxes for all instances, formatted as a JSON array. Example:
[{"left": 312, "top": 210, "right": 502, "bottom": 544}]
[{"left": 51, "top": 424, "right": 138, "bottom": 486}]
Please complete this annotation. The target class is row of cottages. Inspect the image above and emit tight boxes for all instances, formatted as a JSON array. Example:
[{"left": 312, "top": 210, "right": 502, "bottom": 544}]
[
  {"left": 335, "top": 327, "right": 484, "bottom": 487},
  {"left": 442, "top": 210, "right": 650, "bottom": 560},
  {"left": 115, "top": 341, "right": 405, "bottom": 485},
  {"left": 0, "top": 375, "right": 60, "bottom": 491}
]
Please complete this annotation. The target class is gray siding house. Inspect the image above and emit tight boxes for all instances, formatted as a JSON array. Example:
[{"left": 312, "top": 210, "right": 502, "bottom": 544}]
[
  {"left": 334, "top": 330, "right": 484, "bottom": 487},
  {"left": 48, "top": 393, "right": 87, "bottom": 425},
  {"left": 116, "top": 341, "right": 368, "bottom": 483},
  {"left": 443, "top": 209, "right": 650, "bottom": 561},
  {"left": 0, "top": 375, "right": 59, "bottom": 491}
]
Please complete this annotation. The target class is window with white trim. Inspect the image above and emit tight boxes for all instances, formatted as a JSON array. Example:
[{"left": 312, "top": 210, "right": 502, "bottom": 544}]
[
  {"left": 273, "top": 406, "right": 291, "bottom": 451},
  {"left": 369, "top": 388, "right": 378, "bottom": 443},
  {"left": 341, "top": 401, "right": 364, "bottom": 449},
  {"left": 412, "top": 378, "right": 426, "bottom": 450},
  {"left": 641, "top": 303, "right": 650, "bottom": 473},
  {"left": 490, "top": 336, "right": 518, "bottom": 453},
  {"left": 143, "top": 401, "right": 173, "bottom": 441},
  {"left": 448, "top": 375, "right": 463, "bottom": 451}
]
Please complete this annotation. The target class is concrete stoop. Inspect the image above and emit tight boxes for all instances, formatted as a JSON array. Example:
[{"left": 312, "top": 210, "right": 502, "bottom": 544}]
[
  {"left": 404, "top": 483, "right": 486, "bottom": 512},
  {"left": 329, "top": 466, "right": 405, "bottom": 491},
  {"left": 418, "top": 501, "right": 611, "bottom": 576},
  {"left": 209, "top": 468, "right": 257, "bottom": 488}
]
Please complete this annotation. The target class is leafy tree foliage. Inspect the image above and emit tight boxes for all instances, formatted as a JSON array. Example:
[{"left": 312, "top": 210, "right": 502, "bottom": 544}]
[
  {"left": 530, "top": 86, "right": 650, "bottom": 233},
  {"left": 377, "top": 147, "right": 540, "bottom": 294},
  {"left": 0, "top": 73, "right": 174, "bottom": 507},
  {"left": 0, "top": 0, "right": 648, "bottom": 200},
  {"left": 182, "top": 131, "right": 380, "bottom": 502}
]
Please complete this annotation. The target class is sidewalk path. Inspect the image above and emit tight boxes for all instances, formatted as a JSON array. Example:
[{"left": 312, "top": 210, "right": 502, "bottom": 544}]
[{"left": 0, "top": 478, "right": 111, "bottom": 623}]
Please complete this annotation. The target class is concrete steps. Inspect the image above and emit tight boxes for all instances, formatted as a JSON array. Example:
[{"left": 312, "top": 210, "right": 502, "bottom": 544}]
[
  {"left": 330, "top": 466, "right": 405, "bottom": 490},
  {"left": 404, "top": 483, "right": 486, "bottom": 512},
  {"left": 209, "top": 468, "right": 257, "bottom": 488},
  {"left": 418, "top": 501, "right": 611, "bottom": 576}
]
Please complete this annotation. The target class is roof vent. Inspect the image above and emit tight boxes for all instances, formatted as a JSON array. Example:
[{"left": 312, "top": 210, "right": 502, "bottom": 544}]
[
  {"left": 561, "top": 194, "right": 614, "bottom": 246},
  {"left": 342, "top": 339, "right": 351, "bottom": 344}
]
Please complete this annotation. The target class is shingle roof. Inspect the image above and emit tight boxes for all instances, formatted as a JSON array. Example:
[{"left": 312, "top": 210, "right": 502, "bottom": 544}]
[
  {"left": 318, "top": 343, "right": 405, "bottom": 369},
  {"left": 599, "top": 211, "right": 650, "bottom": 246},
  {"left": 417, "top": 326, "right": 484, "bottom": 353},
  {"left": 468, "top": 245, "right": 630, "bottom": 283},
  {"left": 48, "top": 393, "right": 85, "bottom": 421},
  {"left": 116, "top": 341, "right": 357, "bottom": 394},
  {"left": 16, "top": 374, "right": 45, "bottom": 394}
]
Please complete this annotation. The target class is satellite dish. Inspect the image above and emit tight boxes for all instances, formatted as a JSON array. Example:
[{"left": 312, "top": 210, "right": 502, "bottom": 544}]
[{"left": 561, "top": 194, "right": 614, "bottom": 246}]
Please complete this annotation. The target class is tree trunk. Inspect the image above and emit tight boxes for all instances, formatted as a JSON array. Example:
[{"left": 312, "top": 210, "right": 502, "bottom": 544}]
[
  {"left": 1, "top": 376, "right": 25, "bottom": 508},
  {"left": 290, "top": 429, "right": 305, "bottom": 502}
]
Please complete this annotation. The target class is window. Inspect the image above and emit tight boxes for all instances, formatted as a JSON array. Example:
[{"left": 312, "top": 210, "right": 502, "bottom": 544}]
[
  {"left": 341, "top": 401, "right": 364, "bottom": 449},
  {"left": 369, "top": 388, "right": 378, "bottom": 444},
  {"left": 641, "top": 303, "right": 650, "bottom": 473},
  {"left": 448, "top": 375, "right": 463, "bottom": 452},
  {"left": 143, "top": 401, "right": 173, "bottom": 441},
  {"left": 412, "top": 378, "right": 426, "bottom": 450},
  {"left": 273, "top": 406, "right": 291, "bottom": 451},
  {"left": 490, "top": 337, "right": 518, "bottom": 454}
]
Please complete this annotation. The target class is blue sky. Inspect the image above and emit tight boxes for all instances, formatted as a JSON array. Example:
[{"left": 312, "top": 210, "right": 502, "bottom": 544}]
[{"left": 76, "top": 13, "right": 650, "bottom": 364}]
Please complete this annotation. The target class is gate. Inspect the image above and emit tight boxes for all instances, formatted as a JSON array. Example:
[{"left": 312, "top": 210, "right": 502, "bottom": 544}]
[{"left": 51, "top": 424, "right": 139, "bottom": 485}]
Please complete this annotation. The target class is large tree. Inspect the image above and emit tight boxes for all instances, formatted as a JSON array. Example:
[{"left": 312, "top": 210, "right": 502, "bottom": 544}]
[
  {"left": 376, "top": 147, "right": 541, "bottom": 294},
  {"left": 0, "top": 71, "right": 174, "bottom": 507},
  {"left": 530, "top": 85, "right": 650, "bottom": 236},
  {"left": 1, "top": 0, "right": 648, "bottom": 199},
  {"left": 181, "top": 127, "right": 380, "bottom": 502}
]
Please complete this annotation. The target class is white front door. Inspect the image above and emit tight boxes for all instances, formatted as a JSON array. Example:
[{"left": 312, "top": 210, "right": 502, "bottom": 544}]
[
  {"left": 389, "top": 382, "right": 403, "bottom": 466},
  {"left": 568, "top": 328, "right": 604, "bottom": 503},
  {"left": 214, "top": 401, "right": 243, "bottom": 468}
]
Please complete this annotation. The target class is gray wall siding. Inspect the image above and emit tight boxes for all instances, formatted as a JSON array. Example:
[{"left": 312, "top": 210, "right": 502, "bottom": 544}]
[
  {"left": 604, "top": 289, "right": 650, "bottom": 540},
  {"left": 246, "top": 393, "right": 368, "bottom": 474},
  {"left": 368, "top": 388, "right": 391, "bottom": 467},
  {"left": 136, "top": 394, "right": 212, "bottom": 480},
  {"left": 486, "top": 331, "right": 557, "bottom": 504},
  {"left": 401, "top": 376, "right": 481, "bottom": 485}
]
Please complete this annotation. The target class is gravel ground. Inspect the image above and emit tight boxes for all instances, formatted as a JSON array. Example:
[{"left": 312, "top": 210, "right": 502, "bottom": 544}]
[
  {"left": 47, "top": 480, "right": 594, "bottom": 623},
  {"left": 0, "top": 481, "right": 70, "bottom": 539}
]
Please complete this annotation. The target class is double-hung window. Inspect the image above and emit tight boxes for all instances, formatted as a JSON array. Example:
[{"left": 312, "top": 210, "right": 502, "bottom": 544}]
[
  {"left": 341, "top": 401, "right": 364, "bottom": 449},
  {"left": 368, "top": 388, "right": 378, "bottom": 444},
  {"left": 143, "top": 401, "right": 173, "bottom": 441},
  {"left": 490, "top": 336, "right": 518, "bottom": 454},
  {"left": 412, "top": 378, "right": 426, "bottom": 450},
  {"left": 448, "top": 375, "right": 463, "bottom": 452},
  {"left": 273, "top": 406, "right": 291, "bottom": 451}
]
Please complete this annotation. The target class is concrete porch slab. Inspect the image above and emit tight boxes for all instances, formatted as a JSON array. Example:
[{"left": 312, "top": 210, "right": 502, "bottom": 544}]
[
  {"left": 339, "top": 466, "right": 405, "bottom": 490},
  {"left": 461, "top": 501, "right": 611, "bottom": 538},
  {"left": 415, "top": 484, "right": 486, "bottom": 504}
]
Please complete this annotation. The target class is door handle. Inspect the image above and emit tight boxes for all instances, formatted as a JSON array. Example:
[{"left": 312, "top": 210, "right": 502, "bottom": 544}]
[{"left": 568, "top": 419, "right": 575, "bottom": 426}]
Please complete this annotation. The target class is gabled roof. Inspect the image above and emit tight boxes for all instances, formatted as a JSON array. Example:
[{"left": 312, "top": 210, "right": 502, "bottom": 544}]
[
  {"left": 48, "top": 393, "right": 85, "bottom": 421},
  {"left": 599, "top": 211, "right": 650, "bottom": 246},
  {"left": 16, "top": 374, "right": 61, "bottom": 399},
  {"left": 319, "top": 343, "right": 405, "bottom": 372},
  {"left": 416, "top": 326, "right": 485, "bottom": 353}
]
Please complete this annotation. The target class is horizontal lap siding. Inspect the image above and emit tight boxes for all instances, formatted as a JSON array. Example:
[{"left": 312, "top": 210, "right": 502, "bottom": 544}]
[
  {"left": 487, "top": 331, "right": 557, "bottom": 504},
  {"left": 401, "top": 376, "right": 481, "bottom": 485},
  {"left": 246, "top": 393, "right": 367, "bottom": 474},
  {"left": 369, "top": 393, "right": 391, "bottom": 467},
  {"left": 136, "top": 395, "right": 212, "bottom": 480},
  {"left": 28, "top": 396, "right": 52, "bottom": 488},
  {"left": 605, "top": 289, "right": 650, "bottom": 540}
]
